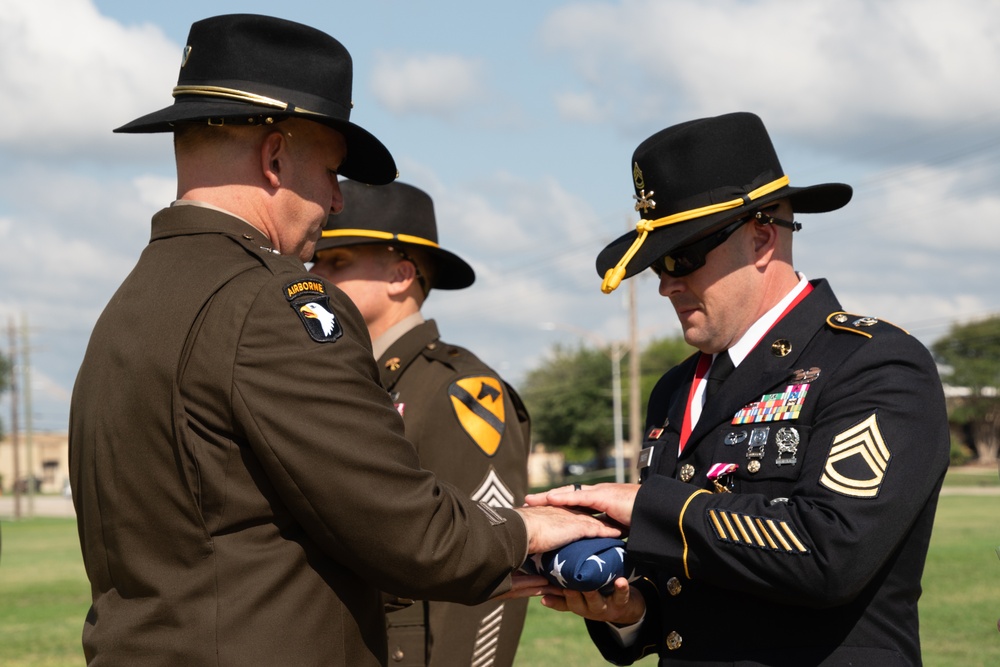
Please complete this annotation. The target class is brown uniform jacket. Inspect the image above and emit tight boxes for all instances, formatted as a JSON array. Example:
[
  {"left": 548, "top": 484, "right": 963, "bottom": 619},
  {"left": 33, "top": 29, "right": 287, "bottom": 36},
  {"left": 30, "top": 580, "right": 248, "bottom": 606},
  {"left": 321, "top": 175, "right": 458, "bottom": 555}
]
[
  {"left": 68, "top": 206, "right": 528, "bottom": 667},
  {"left": 378, "top": 321, "right": 531, "bottom": 667}
]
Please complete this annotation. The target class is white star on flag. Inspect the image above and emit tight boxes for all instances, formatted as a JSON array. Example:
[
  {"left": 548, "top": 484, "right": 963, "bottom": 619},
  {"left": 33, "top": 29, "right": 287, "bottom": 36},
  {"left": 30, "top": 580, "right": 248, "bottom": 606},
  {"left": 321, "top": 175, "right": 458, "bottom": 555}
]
[{"left": 550, "top": 554, "right": 568, "bottom": 587}]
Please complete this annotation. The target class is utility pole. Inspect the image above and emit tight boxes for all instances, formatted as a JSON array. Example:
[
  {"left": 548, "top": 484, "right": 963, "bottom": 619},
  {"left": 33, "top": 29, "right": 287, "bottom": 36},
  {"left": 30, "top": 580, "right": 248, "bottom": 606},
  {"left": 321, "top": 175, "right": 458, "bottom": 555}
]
[
  {"left": 21, "top": 314, "right": 34, "bottom": 516},
  {"left": 8, "top": 318, "right": 20, "bottom": 519},
  {"left": 610, "top": 341, "right": 624, "bottom": 484},
  {"left": 628, "top": 276, "right": 641, "bottom": 483}
]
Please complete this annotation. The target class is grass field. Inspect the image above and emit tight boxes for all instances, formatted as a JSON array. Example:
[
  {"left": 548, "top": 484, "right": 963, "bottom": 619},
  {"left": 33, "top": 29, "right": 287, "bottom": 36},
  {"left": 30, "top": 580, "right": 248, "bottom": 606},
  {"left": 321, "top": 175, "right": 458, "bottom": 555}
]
[{"left": 1, "top": 468, "right": 997, "bottom": 666}]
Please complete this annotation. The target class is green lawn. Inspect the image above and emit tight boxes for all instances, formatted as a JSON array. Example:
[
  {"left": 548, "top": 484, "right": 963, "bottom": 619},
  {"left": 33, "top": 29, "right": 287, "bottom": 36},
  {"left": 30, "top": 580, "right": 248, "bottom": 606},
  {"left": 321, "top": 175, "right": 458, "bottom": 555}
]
[
  {"left": 0, "top": 518, "right": 90, "bottom": 667},
  {"left": 1, "top": 469, "right": 997, "bottom": 666}
]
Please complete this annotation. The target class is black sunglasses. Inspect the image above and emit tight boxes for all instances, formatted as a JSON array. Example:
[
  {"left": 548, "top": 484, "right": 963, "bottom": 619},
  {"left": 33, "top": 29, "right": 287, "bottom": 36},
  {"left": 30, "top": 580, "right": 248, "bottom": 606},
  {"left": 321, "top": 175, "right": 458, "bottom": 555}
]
[{"left": 650, "top": 210, "right": 801, "bottom": 278}]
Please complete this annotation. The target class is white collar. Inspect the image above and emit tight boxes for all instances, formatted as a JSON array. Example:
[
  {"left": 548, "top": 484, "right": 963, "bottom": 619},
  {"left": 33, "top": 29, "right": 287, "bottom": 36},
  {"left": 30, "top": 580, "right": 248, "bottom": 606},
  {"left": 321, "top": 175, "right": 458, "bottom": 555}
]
[{"left": 724, "top": 272, "right": 808, "bottom": 368}]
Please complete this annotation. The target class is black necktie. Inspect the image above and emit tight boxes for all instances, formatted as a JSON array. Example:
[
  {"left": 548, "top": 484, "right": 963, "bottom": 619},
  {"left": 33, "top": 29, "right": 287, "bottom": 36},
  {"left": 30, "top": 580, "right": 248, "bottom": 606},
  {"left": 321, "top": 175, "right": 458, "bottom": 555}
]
[{"left": 704, "top": 351, "right": 735, "bottom": 402}]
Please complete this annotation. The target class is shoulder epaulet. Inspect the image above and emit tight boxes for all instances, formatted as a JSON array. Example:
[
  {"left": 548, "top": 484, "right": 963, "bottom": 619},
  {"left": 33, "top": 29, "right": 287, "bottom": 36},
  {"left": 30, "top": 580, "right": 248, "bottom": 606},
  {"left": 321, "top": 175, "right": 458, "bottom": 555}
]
[
  {"left": 421, "top": 341, "right": 464, "bottom": 363},
  {"left": 825, "top": 311, "right": 909, "bottom": 338}
]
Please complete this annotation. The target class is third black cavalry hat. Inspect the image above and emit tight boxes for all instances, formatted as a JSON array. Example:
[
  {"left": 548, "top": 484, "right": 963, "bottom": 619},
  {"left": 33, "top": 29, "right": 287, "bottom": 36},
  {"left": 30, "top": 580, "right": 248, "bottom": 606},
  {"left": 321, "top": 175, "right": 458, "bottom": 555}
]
[
  {"left": 597, "top": 112, "right": 852, "bottom": 293},
  {"left": 316, "top": 181, "right": 475, "bottom": 290},
  {"left": 115, "top": 14, "right": 396, "bottom": 185}
]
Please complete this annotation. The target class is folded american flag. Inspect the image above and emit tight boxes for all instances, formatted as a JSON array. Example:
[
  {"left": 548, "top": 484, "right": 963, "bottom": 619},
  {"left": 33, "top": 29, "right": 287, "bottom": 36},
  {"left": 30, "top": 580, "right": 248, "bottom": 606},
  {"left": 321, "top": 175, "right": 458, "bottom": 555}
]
[{"left": 521, "top": 537, "right": 638, "bottom": 593}]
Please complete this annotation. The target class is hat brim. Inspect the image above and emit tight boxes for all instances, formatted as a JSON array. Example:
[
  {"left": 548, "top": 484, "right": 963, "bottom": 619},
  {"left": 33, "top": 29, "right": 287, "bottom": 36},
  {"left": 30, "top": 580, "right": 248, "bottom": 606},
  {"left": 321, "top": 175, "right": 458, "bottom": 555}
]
[
  {"left": 114, "top": 99, "right": 396, "bottom": 186},
  {"left": 313, "top": 235, "right": 475, "bottom": 290},
  {"left": 596, "top": 182, "right": 852, "bottom": 280}
]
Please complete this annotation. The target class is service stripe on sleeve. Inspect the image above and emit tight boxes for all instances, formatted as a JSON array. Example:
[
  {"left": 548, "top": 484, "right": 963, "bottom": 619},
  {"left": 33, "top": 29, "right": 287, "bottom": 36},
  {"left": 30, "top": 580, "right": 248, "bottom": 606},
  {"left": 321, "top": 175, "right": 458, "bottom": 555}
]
[{"left": 707, "top": 509, "right": 811, "bottom": 555}]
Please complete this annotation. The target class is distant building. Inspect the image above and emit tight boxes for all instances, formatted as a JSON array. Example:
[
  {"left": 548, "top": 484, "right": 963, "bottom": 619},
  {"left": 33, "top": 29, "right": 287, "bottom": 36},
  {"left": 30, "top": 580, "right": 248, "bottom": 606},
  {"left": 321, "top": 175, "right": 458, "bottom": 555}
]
[
  {"left": 0, "top": 431, "right": 69, "bottom": 495},
  {"left": 528, "top": 443, "right": 564, "bottom": 490}
]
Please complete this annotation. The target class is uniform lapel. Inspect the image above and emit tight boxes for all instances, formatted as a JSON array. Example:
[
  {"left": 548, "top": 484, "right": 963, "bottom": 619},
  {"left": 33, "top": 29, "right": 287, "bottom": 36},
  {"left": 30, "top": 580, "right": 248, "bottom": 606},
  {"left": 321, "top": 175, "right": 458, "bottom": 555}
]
[
  {"left": 683, "top": 280, "right": 840, "bottom": 451},
  {"left": 378, "top": 320, "right": 440, "bottom": 390}
]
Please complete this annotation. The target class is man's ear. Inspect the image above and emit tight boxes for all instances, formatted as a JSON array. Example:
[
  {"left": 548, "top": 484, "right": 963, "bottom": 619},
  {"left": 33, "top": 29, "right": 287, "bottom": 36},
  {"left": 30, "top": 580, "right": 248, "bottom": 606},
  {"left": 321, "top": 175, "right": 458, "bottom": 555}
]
[
  {"left": 751, "top": 220, "right": 780, "bottom": 268},
  {"left": 386, "top": 258, "right": 419, "bottom": 297},
  {"left": 261, "top": 131, "right": 285, "bottom": 188}
]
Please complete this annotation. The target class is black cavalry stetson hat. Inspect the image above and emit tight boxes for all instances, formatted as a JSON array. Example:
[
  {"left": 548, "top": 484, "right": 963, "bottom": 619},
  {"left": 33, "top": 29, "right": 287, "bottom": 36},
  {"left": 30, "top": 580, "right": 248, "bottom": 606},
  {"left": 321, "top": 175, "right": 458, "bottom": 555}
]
[
  {"left": 314, "top": 181, "right": 475, "bottom": 290},
  {"left": 114, "top": 14, "right": 397, "bottom": 185},
  {"left": 596, "top": 112, "right": 852, "bottom": 293}
]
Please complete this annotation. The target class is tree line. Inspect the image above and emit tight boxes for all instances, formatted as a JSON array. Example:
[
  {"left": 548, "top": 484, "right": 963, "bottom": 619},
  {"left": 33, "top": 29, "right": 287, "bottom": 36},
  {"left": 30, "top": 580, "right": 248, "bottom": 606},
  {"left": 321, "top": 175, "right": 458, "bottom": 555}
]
[
  {"left": 0, "top": 315, "right": 995, "bottom": 466},
  {"left": 520, "top": 315, "right": 1000, "bottom": 468}
]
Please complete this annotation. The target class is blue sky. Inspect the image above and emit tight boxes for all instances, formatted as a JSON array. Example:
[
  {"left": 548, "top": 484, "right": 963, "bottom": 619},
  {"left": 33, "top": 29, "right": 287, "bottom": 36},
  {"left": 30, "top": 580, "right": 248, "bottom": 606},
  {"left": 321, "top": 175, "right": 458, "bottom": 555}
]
[{"left": 2, "top": 0, "right": 999, "bottom": 431}]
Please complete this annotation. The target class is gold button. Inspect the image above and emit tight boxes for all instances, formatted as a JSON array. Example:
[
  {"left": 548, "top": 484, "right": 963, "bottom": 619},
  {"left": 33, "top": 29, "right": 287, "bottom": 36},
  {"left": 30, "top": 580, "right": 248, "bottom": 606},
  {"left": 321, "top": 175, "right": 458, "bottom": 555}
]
[
  {"left": 679, "top": 464, "right": 695, "bottom": 483},
  {"left": 666, "top": 630, "right": 683, "bottom": 650},
  {"left": 666, "top": 577, "right": 682, "bottom": 596}
]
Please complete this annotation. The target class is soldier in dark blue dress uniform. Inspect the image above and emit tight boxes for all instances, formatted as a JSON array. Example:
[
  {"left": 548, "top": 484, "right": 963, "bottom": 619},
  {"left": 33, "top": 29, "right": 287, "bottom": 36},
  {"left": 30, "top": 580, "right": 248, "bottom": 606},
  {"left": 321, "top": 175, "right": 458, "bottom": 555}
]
[{"left": 526, "top": 112, "right": 950, "bottom": 666}]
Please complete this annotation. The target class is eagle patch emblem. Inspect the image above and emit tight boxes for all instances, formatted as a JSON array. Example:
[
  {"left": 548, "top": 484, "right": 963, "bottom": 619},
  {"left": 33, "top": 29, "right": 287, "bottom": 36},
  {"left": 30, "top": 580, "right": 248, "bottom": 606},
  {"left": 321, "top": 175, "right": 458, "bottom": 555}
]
[
  {"left": 449, "top": 376, "right": 505, "bottom": 455},
  {"left": 820, "top": 413, "right": 890, "bottom": 498},
  {"left": 284, "top": 279, "right": 342, "bottom": 343}
]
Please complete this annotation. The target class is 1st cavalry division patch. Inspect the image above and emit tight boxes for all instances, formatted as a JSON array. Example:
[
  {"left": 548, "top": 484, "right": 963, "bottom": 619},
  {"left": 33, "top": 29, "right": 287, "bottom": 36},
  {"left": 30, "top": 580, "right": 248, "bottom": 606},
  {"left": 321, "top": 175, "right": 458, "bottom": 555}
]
[
  {"left": 448, "top": 376, "right": 505, "bottom": 455},
  {"left": 284, "top": 280, "right": 343, "bottom": 343},
  {"left": 820, "top": 413, "right": 891, "bottom": 498}
]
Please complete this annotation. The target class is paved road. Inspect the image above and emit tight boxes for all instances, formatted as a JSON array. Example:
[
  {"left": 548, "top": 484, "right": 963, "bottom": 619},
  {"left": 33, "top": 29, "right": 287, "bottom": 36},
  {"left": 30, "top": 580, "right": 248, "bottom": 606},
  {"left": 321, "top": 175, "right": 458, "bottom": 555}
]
[{"left": 0, "top": 493, "right": 77, "bottom": 519}]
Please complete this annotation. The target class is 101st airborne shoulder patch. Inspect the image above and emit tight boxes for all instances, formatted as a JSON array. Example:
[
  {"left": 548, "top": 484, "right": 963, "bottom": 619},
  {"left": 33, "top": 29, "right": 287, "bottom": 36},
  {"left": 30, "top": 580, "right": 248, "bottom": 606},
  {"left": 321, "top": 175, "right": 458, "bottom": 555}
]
[
  {"left": 284, "top": 279, "right": 342, "bottom": 343},
  {"left": 820, "top": 413, "right": 891, "bottom": 498},
  {"left": 448, "top": 376, "right": 505, "bottom": 456}
]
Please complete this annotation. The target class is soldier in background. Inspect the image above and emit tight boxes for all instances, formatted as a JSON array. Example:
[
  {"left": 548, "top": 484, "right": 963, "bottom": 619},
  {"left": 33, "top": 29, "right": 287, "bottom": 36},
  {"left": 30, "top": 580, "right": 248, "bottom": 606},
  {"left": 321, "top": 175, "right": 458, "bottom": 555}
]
[{"left": 311, "top": 180, "right": 530, "bottom": 667}]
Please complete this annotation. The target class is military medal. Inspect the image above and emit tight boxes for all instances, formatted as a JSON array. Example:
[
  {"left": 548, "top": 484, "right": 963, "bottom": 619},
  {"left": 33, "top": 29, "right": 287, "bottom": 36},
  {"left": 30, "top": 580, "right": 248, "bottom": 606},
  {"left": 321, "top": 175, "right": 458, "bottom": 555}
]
[
  {"left": 724, "top": 430, "right": 747, "bottom": 445},
  {"left": 707, "top": 462, "right": 738, "bottom": 493},
  {"left": 775, "top": 427, "right": 799, "bottom": 466},
  {"left": 745, "top": 427, "right": 768, "bottom": 474},
  {"left": 789, "top": 367, "right": 821, "bottom": 383}
]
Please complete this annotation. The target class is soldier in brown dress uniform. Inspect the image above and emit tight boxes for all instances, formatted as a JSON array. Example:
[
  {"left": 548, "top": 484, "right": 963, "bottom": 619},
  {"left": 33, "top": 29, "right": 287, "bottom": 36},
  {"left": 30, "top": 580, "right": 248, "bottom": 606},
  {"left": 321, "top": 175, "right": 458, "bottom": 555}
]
[
  {"left": 310, "top": 180, "right": 531, "bottom": 667},
  {"left": 68, "top": 14, "right": 617, "bottom": 666}
]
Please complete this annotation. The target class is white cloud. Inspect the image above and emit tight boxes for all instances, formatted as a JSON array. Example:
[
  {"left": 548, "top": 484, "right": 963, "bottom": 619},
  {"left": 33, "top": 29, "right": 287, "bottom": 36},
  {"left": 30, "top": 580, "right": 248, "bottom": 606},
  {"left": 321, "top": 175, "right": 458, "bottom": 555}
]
[
  {"left": 554, "top": 91, "right": 610, "bottom": 124},
  {"left": 0, "top": 158, "right": 164, "bottom": 431},
  {"left": 542, "top": 0, "right": 1000, "bottom": 144},
  {"left": 0, "top": 0, "right": 179, "bottom": 158},
  {"left": 133, "top": 175, "right": 177, "bottom": 209},
  {"left": 370, "top": 52, "right": 486, "bottom": 116},
  {"left": 387, "top": 165, "right": 665, "bottom": 381}
]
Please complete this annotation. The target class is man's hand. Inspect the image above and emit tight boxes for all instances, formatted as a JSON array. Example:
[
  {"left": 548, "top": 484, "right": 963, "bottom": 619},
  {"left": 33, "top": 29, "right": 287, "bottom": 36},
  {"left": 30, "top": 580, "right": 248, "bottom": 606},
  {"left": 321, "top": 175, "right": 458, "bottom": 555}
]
[
  {"left": 494, "top": 572, "right": 565, "bottom": 601},
  {"left": 515, "top": 505, "right": 621, "bottom": 554},
  {"left": 525, "top": 483, "right": 640, "bottom": 528},
  {"left": 540, "top": 576, "right": 646, "bottom": 626}
]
